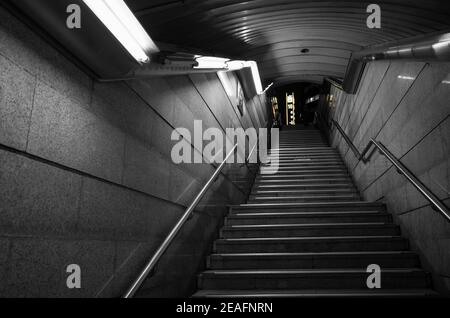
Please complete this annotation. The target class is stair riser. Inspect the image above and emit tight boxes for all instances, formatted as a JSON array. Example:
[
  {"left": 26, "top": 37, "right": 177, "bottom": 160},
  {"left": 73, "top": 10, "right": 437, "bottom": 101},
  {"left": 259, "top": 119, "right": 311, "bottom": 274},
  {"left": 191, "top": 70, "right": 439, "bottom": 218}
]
[
  {"left": 254, "top": 179, "right": 353, "bottom": 185},
  {"left": 257, "top": 175, "right": 350, "bottom": 180},
  {"left": 277, "top": 144, "right": 329, "bottom": 146},
  {"left": 263, "top": 165, "right": 346, "bottom": 170},
  {"left": 225, "top": 215, "right": 392, "bottom": 225},
  {"left": 266, "top": 156, "right": 342, "bottom": 161},
  {"left": 269, "top": 149, "right": 337, "bottom": 153},
  {"left": 268, "top": 153, "right": 338, "bottom": 157},
  {"left": 198, "top": 273, "right": 430, "bottom": 290},
  {"left": 261, "top": 166, "right": 346, "bottom": 171},
  {"left": 259, "top": 170, "right": 348, "bottom": 175},
  {"left": 253, "top": 185, "right": 356, "bottom": 191},
  {"left": 192, "top": 291, "right": 439, "bottom": 298},
  {"left": 247, "top": 197, "right": 360, "bottom": 203},
  {"left": 214, "top": 239, "right": 408, "bottom": 253},
  {"left": 208, "top": 255, "right": 420, "bottom": 270},
  {"left": 231, "top": 206, "right": 386, "bottom": 214},
  {"left": 221, "top": 227, "right": 400, "bottom": 238},
  {"left": 278, "top": 142, "right": 327, "bottom": 144},
  {"left": 278, "top": 143, "right": 328, "bottom": 145},
  {"left": 251, "top": 189, "right": 358, "bottom": 195}
]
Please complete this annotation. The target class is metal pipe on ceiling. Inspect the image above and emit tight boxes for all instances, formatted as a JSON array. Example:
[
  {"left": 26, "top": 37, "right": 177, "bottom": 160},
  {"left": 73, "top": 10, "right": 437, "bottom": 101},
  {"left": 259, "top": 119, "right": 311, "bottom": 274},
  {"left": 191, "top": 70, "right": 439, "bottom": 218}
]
[{"left": 343, "top": 32, "right": 450, "bottom": 94}]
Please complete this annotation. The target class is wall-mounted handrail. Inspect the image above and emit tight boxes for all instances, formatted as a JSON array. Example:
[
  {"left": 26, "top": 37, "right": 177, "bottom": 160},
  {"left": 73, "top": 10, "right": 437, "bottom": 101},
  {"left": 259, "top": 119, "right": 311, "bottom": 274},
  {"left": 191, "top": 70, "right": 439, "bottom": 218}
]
[
  {"left": 320, "top": 114, "right": 450, "bottom": 222},
  {"left": 123, "top": 144, "right": 239, "bottom": 298}
]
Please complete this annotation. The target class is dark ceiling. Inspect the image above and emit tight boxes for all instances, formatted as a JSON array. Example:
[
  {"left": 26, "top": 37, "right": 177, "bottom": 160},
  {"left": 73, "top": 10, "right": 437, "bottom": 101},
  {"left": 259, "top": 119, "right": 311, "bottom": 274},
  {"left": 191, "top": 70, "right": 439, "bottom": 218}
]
[
  {"left": 4, "top": 0, "right": 450, "bottom": 85},
  {"left": 127, "top": 0, "right": 450, "bottom": 85}
]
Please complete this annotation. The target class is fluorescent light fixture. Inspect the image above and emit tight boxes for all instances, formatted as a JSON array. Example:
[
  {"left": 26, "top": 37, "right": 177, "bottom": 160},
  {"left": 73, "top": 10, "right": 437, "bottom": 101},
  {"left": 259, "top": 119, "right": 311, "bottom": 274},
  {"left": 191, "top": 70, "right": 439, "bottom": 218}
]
[
  {"left": 397, "top": 75, "right": 415, "bottom": 80},
  {"left": 194, "top": 56, "right": 230, "bottom": 69},
  {"left": 442, "top": 80, "right": 450, "bottom": 85},
  {"left": 432, "top": 41, "right": 450, "bottom": 51},
  {"left": 195, "top": 56, "right": 264, "bottom": 95},
  {"left": 83, "top": 0, "right": 159, "bottom": 64},
  {"left": 226, "top": 60, "right": 263, "bottom": 95},
  {"left": 226, "top": 60, "right": 248, "bottom": 71}
]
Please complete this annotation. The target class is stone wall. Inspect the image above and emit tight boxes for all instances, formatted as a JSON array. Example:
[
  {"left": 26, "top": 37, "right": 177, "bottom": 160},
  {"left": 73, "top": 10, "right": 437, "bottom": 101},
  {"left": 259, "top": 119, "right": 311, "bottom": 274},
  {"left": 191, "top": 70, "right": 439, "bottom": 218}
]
[
  {"left": 0, "top": 6, "right": 267, "bottom": 297},
  {"left": 324, "top": 60, "right": 450, "bottom": 294}
]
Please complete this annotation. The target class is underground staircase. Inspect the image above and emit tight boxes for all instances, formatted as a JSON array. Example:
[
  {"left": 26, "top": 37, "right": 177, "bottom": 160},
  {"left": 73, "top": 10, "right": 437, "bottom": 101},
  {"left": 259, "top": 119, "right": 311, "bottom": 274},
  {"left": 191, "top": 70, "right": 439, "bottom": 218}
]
[{"left": 192, "top": 128, "right": 437, "bottom": 298}]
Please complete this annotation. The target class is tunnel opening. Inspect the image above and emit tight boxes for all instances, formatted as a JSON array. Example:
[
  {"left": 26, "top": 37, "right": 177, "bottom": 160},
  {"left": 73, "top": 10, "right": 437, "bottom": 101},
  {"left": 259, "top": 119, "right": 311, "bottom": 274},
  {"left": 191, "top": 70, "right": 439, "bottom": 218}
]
[{"left": 268, "top": 82, "right": 321, "bottom": 128}]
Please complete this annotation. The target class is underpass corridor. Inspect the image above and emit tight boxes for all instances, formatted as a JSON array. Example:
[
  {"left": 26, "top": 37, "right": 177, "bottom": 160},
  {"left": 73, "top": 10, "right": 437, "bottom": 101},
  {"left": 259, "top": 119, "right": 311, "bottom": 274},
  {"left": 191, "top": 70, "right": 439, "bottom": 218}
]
[{"left": 0, "top": 1, "right": 449, "bottom": 299}]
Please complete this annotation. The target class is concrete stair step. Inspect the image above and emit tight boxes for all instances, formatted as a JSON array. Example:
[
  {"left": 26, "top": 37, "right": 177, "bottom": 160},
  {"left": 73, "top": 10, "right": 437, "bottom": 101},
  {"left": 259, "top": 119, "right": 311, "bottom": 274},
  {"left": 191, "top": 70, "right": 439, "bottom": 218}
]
[
  {"left": 268, "top": 152, "right": 338, "bottom": 157},
  {"left": 225, "top": 211, "right": 392, "bottom": 225},
  {"left": 192, "top": 289, "right": 439, "bottom": 298},
  {"left": 253, "top": 183, "right": 356, "bottom": 190},
  {"left": 197, "top": 268, "right": 430, "bottom": 290},
  {"left": 220, "top": 223, "right": 400, "bottom": 238},
  {"left": 262, "top": 165, "right": 346, "bottom": 171},
  {"left": 259, "top": 169, "right": 348, "bottom": 175},
  {"left": 267, "top": 154, "right": 342, "bottom": 159},
  {"left": 279, "top": 140, "right": 327, "bottom": 143},
  {"left": 265, "top": 161, "right": 344, "bottom": 166},
  {"left": 270, "top": 147, "right": 334, "bottom": 151},
  {"left": 247, "top": 195, "right": 361, "bottom": 203},
  {"left": 250, "top": 189, "right": 359, "bottom": 197},
  {"left": 208, "top": 251, "right": 420, "bottom": 269},
  {"left": 266, "top": 161, "right": 345, "bottom": 166},
  {"left": 214, "top": 236, "right": 408, "bottom": 253},
  {"left": 277, "top": 143, "right": 327, "bottom": 145},
  {"left": 265, "top": 164, "right": 346, "bottom": 169},
  {"left": 230, "top": 202, "right": 386, "bottom": 213},
  {"left": 279, "top": 140, "right": 326, "bottom": 142},
  {"left": 278, "top": 144, "right": 329, "bottom": 147},
  {"left": 254, "top": 178, "right": 353, "bottom": 185},
  {"left": 257, "top": 174, "right": 350, "bottom": 180}
]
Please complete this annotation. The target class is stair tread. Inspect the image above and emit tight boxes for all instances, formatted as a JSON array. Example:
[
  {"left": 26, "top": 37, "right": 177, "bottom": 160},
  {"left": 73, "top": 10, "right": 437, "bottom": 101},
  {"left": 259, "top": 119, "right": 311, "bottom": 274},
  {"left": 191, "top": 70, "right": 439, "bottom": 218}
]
[
  {"left": 259, "top": 173, "right": 348, "bottom": 176},
  {"left": 232, "top": 201, "right": 384, "bottom": 208},
  {"left": 253, "top": 189, "right": 356, "bottom": 193},
  {"left": 217, "top": 235, "right": 404, "bottom": 242},
  {"left": 192, "top": 289, "right": 439, "bottom": 298},
  {"left": 210, "top": 251, "right": 416, "bottom": 257},
  {"left": 226, "top": 222, "right": 395, "bottom": 229},
  {"left": 200, "top": 268, "right": 426, "bottom": 275},
  {"left": 256, "top": 179, "right": 352, "bottom": 183},
  {"left": 249, "top": 195, "right": 359, "bottom": 200},
  {"left": 230, "top": 211, "right": 389, "bottom": 217}
]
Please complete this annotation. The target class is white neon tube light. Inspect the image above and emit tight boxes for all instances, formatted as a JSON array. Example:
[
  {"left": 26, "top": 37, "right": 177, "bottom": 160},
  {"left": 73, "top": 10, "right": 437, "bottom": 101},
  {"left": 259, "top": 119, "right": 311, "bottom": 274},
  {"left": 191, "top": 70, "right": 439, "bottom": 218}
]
[
  {"left": 194, "top": 56, "right": 230, "bottom": 69},
  {"left": 194, "top": 56, "right": 264, "bottom": 95},
  {"left": 83, "top": 0, "right": 159, "bottom": 64}
]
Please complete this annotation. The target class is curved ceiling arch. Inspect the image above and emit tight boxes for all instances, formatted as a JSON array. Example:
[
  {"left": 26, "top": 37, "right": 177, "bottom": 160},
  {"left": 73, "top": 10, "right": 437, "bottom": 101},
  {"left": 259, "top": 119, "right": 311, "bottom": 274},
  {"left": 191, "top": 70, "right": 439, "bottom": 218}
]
[
  {"left": 127, "top": 0, "right": 450, "bottom": 85},
  {"left": 252, "top": 48, "right": 353, "bottom": 60},
  {"left": 224, "top": 21, "right": 422, "bottom": 39}
]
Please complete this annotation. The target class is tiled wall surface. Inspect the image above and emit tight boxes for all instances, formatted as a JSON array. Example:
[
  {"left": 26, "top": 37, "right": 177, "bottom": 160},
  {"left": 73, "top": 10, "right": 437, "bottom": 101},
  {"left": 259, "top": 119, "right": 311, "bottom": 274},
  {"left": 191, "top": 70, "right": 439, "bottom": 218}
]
[
  {"left": 327, "top": 60, "right": 450, "bottom": 294},
  {"left": 0, "top": 7, "right": 267, "bottom": 297}
]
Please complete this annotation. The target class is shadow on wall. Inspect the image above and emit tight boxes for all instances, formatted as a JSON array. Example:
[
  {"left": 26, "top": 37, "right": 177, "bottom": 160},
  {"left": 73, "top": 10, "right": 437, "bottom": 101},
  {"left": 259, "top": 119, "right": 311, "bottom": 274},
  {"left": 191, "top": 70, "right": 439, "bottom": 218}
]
[{"left": 321, "top": 59, "right": 450, "bottom": 295}]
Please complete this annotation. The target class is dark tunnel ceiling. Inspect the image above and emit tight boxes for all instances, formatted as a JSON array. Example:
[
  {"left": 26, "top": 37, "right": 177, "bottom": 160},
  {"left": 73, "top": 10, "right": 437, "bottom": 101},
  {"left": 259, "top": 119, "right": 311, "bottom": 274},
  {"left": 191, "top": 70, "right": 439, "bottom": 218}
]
[{"left": 127, "top": 0, "right": 450, "bottom": 85}]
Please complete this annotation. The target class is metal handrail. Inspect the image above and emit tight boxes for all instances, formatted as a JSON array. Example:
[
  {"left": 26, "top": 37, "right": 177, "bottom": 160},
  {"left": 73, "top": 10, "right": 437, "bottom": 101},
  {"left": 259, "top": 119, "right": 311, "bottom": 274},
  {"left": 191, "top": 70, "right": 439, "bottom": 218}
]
[
  {"left": 246, "top": 142, "right": 258, "bottom": 164},
  {"left": 123, "top": 144, "right": 239, "bottom": 298},
  {"left": 323, "top": 116, "right": 450, "bottom": 222}
]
